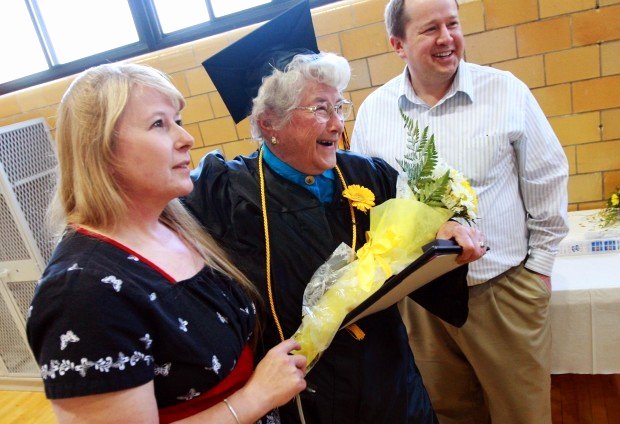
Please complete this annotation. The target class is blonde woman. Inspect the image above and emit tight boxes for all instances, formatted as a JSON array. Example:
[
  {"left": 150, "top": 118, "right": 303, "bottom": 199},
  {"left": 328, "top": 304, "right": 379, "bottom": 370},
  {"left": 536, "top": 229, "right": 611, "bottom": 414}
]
[{"left": 26, "top": 63, "right": 306, "bottom": 424}]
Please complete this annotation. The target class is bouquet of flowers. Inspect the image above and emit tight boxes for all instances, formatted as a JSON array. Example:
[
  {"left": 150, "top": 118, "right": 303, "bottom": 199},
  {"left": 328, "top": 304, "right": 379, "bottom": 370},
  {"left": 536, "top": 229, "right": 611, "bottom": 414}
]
[
  {"left": 292, "top": 113, "right": 478, "bottom": 371},
  {"left": 598, "top": 187, "right": 620, "bottom": 227},
  {"left": 396, "top": 111, "right": 477, "bottom": 223}
]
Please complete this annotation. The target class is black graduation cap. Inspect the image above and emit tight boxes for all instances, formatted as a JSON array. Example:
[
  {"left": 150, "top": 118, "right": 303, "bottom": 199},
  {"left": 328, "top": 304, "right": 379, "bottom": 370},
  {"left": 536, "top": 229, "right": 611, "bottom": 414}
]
[{"left": 202, "top": 0, "right": 319, "bottom": 123}]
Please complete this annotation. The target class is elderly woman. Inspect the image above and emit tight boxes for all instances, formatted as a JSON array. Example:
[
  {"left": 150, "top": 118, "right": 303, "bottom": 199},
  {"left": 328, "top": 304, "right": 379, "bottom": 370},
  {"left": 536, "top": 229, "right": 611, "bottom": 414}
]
[
  {"left": 186, "top": 8, "right": 485, "bottom": 420},
  {"left": 26, "top": 63, "right": 307, "bottom": 423}
]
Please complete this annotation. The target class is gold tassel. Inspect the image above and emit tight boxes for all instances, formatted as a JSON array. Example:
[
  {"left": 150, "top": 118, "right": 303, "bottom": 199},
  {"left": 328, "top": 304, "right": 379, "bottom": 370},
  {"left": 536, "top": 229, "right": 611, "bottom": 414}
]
[{"left": 345, "top": 323, "right": 365, "bottom": 340}]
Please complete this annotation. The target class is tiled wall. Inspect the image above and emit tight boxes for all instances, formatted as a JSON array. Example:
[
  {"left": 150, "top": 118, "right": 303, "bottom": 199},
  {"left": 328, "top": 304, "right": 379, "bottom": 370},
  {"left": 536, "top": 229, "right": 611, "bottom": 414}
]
[{"left": 0, "top": 0, "right": 619, "bottom": 210}]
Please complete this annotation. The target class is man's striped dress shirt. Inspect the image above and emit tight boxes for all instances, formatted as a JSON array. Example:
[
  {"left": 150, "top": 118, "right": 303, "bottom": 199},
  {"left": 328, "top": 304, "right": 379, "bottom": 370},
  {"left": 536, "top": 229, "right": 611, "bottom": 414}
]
[{"left": 351, "top": 61, "right": 569, "bottom": 285}]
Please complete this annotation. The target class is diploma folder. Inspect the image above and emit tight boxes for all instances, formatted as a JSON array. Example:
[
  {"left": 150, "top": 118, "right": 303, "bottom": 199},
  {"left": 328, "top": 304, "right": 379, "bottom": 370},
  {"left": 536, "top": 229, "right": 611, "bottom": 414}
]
[{"left": 341, "top": 239, "right": 464, "bottom": 328}]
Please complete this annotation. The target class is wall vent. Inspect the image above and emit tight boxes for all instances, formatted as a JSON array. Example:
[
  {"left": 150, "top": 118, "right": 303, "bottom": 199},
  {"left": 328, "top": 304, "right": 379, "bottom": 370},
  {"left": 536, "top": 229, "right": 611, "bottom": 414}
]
[{"left": 0, "top": 118, "right": 57, "bottom": 388}]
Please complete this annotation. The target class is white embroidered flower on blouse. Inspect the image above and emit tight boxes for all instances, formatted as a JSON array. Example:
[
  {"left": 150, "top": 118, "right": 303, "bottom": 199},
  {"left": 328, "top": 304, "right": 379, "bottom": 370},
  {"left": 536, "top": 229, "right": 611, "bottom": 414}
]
[
  {"left": 154, "top": 363, "right": 172, "bottom": 377},
  {"left": 140, "top": 333, "right": 153, "bottom": 349},
  {"left": 40, "top": 351, "right": 152, "bottom": 380},
  {"left": 101, "top": 275, "right": 123, "bottom": 292},
  {"left": 115, "top": 352, "right": 130, "bottom": 370},
  {"left": 216, "top": 312, "right": 228, "bottom": 324},
  {"left": 39, "top": 364, "right": 49, "bottom": 379},
  {"left": 130, "top": 351, "right": 145, "bottom": 366},
  {"left": 178, "top": 318, "right": 188, "bottom": 332},
  {"left": 127, "top": 255, "right": 140, "bottom": 261},
  {"left": 40, "top": 363, "right": 58, "bottom": 379},
  {"left": 67, "top": 263, "right": 82, "bottom": 271},
  {"left": 239, "top": 307, "right": 249, "bottom": 315},
  {"left": 51, "top": 360, "right": 61, "bottom": 378},
  {"left": 60, "top": 330, "right": 80, "bottom": 351},
  {"left": 58, "top": 359, "right": 74, "bottom": 376},
  {"left": 264, "top": 412, "right": 280, "bottom": 424},
  {"left": 149, "top": 292, "right": 157, "bottom": 301},
  {"left": 177, "top": 388, "right": 201, "bottom": 401},
  {"left": 95, "top": 357, "right": 114, "bottom": 373},
  {"left": 74, "top": 358, "right": 95, "bottom": 377},
  {"left": 205, "top": 355, "right": 221, "bottom": 375}
]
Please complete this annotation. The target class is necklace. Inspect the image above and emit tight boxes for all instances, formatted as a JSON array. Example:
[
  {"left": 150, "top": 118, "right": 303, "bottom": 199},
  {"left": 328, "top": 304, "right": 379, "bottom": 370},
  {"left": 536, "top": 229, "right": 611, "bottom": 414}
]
[{"left": 258, "top": 146, "right": 357, "bottom": 341}]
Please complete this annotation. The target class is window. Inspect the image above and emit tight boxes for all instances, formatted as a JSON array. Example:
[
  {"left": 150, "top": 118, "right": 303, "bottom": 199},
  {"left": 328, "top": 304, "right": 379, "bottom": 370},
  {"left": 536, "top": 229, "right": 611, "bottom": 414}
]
[
  {"left": 0, "top": 0, "right": 339, "bottom": 95},
  {"left": 211, "top": 0, "right": 270, "bottom": 18},
  {"left": 0, "top": 1, "right": 48, "bottom": 84},
  {"left": 154, "top": 0, "right": 211, "bottom": 34},
  {"left": 36, "top": 0, "right": 139, "bottom": 64}
]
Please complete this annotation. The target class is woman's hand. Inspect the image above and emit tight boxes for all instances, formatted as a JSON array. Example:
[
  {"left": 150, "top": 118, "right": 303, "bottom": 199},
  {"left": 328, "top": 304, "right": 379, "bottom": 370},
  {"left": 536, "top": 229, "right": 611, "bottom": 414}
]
[
  {"left": 251, "top": 339, "right": 307, "bottom": 405},
  {"left": 436, "top": 221, "right": 486, "bottom": 264},
  {"left": 230, "top": 339, "right": 307, "bottom": 421}
]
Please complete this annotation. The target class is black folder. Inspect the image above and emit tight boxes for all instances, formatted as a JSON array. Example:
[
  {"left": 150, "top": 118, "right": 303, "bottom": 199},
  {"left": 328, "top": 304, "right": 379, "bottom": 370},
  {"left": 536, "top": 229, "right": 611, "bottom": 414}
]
[{"left": 341, "top": 239, "right": 464, "bottom": 328}]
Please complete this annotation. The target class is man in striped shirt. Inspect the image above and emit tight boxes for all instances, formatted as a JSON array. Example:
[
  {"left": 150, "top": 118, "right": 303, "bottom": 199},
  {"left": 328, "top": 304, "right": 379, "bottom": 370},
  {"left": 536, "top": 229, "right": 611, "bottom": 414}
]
[{"left": 351, "top": 0, "right": 568, "bottom": 423}]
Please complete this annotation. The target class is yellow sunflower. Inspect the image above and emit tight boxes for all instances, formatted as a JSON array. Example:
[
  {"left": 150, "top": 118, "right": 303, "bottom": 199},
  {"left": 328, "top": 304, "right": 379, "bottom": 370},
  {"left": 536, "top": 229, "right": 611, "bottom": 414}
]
[{"left": 343, "top": 185, "right": 375, "bottom": 213}]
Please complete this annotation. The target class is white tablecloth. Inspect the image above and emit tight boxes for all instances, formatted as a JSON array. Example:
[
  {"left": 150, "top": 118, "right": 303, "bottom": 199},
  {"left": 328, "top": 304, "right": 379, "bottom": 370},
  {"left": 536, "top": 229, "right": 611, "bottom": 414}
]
[{"left": 550, "top": 246, "right": 620, "bottom": 374}]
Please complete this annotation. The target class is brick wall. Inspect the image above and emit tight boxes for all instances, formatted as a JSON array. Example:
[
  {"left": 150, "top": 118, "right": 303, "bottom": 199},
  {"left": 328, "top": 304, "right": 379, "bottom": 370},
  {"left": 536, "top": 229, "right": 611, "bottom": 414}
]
[{"left": 0, "top": 0, "right": 619, "bottom": 210}]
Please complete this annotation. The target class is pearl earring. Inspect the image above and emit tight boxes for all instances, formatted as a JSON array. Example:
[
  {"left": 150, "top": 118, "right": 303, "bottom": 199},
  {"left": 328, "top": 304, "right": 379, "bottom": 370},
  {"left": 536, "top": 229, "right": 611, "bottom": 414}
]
[{"left": 270, "top": 136, "right": 278, "bottom": 145}]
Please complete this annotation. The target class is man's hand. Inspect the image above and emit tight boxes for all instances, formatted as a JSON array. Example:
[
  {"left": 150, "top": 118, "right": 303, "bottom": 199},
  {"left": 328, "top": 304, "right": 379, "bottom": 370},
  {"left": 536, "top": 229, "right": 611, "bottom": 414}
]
[
  {"left": 436, "top": 221, "right": 486, "bottom": 264},
  {"left": 532, "top": 271, "right": 552, "bottom": 292}
]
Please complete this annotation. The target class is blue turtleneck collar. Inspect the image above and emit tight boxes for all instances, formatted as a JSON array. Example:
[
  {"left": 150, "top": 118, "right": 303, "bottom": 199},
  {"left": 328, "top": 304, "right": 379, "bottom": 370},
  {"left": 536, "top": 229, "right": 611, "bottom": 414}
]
[{"left": 262, "top": 144, "right": 335, "bottom": 203}]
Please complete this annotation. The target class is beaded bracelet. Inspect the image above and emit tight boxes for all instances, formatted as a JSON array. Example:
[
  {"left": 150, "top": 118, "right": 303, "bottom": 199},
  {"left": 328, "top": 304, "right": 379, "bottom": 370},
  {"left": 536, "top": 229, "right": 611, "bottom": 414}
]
[{"left": 223, "top": 398, "right": 241, "bottom": 424}]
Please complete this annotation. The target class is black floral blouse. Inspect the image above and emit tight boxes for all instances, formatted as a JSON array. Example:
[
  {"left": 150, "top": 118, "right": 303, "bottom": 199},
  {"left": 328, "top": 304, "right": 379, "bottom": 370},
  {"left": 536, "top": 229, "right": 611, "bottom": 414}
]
[{"left": 26, "top": 228, "right": 259, "bottom": 416}]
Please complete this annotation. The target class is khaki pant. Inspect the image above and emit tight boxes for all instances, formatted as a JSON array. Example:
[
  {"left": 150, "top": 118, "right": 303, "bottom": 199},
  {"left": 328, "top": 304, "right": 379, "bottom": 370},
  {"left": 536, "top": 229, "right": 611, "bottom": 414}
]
[{"left": 401, "top": 264, "right": 551, "bottom": 424}]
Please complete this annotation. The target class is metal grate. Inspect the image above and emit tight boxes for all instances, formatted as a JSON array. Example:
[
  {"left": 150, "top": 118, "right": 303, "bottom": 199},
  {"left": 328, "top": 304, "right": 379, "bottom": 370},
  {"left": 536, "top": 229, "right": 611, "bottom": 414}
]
[
  {"left": 13, "top": 171, "right": 57, "bottom": 262},
  {"left": 0, "top": 118, "right": 56, "bottom": 380},
  {"left": 0, "top": 121, "right": 56, "bottom": 185},
  {"left": 0, "top": 119, "right": 58, "bottom": 264},
  {"left": 0, "top": 291, "right": 39, "bottom": 375},
  {"left": 0, "top": 193, "right": 30, "bottom": 261},
  {"left": 7, "top": 280, "right": 38, "bottom": 323}
]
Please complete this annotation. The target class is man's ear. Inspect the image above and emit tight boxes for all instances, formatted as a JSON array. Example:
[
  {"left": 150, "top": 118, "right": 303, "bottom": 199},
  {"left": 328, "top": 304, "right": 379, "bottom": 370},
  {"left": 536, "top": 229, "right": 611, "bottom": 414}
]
[{"left": 390, "top": 36, "right": 406, "bottom": 60}]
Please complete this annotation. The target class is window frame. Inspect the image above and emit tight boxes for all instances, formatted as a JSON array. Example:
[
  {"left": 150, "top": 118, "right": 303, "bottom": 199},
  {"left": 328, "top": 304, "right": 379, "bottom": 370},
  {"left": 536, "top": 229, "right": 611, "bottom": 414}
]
[{"left": 0, "top": 0, "right": 339, "bottom": 95}]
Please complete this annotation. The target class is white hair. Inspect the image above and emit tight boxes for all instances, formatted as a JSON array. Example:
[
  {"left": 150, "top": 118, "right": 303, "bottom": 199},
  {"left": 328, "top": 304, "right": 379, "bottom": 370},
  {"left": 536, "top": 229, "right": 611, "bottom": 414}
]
[{"left": 250, "top": 52, "right": 351, "bottom": 139}]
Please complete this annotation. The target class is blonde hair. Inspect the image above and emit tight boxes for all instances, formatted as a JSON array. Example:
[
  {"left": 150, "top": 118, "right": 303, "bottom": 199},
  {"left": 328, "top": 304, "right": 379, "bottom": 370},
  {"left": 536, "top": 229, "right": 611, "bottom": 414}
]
[{"left": 51, "top": 63, "right": 258, "bottom": 300}]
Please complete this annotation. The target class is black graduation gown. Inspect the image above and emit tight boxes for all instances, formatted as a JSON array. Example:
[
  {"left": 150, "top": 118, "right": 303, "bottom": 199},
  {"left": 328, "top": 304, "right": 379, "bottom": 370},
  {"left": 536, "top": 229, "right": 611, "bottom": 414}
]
[{"left": 184, "top": 149, "right": 466, "bottom": 424}]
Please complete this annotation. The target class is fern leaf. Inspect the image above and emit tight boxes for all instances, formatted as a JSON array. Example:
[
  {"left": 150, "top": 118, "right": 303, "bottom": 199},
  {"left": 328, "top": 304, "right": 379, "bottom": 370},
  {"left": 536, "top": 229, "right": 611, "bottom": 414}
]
[
  {"left": 419, "top": 171, "right": 450, "bottom": 206},
  {"left": 419, "top": 134, "right": 438, "bottom": 179}
]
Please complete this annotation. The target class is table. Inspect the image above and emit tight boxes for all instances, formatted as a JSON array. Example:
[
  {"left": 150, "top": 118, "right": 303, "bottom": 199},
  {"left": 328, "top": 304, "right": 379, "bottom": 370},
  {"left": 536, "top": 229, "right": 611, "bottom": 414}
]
[{"left": 550, "top": 210, "right": 620, "bottom": 374}]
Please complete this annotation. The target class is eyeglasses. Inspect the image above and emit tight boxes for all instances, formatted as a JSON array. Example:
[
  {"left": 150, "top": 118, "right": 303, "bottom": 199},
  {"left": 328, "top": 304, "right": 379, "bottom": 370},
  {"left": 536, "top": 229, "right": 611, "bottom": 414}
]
[{"left": 293, "top": 100, "right": 353, "bottom": 123}]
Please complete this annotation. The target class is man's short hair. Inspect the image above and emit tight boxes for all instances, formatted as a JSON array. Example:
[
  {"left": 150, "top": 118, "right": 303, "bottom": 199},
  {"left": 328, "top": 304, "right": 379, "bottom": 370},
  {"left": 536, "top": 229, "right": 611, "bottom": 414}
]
[
  {"left": 385, "top": 0, "right": 459, "bottom": 39},
  {"left": 385, "top": 0, "right": 408, "bottom": 39}
]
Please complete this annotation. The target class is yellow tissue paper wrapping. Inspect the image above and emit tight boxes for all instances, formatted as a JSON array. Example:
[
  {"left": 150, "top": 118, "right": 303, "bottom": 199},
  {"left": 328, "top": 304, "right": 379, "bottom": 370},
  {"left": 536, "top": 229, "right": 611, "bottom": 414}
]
[{"left": 292, "top": 184, "right": 454, "bottom": 371}]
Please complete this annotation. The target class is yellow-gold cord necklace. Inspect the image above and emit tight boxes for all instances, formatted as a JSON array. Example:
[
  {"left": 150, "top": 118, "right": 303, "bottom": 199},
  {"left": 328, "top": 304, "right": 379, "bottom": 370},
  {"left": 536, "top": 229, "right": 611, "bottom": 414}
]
[
  {"left": 258, "top": 146, "right": 357, "bottom": 342},
  {"left": 258, "top": 146, "right": 361, "bottom": 424}
]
